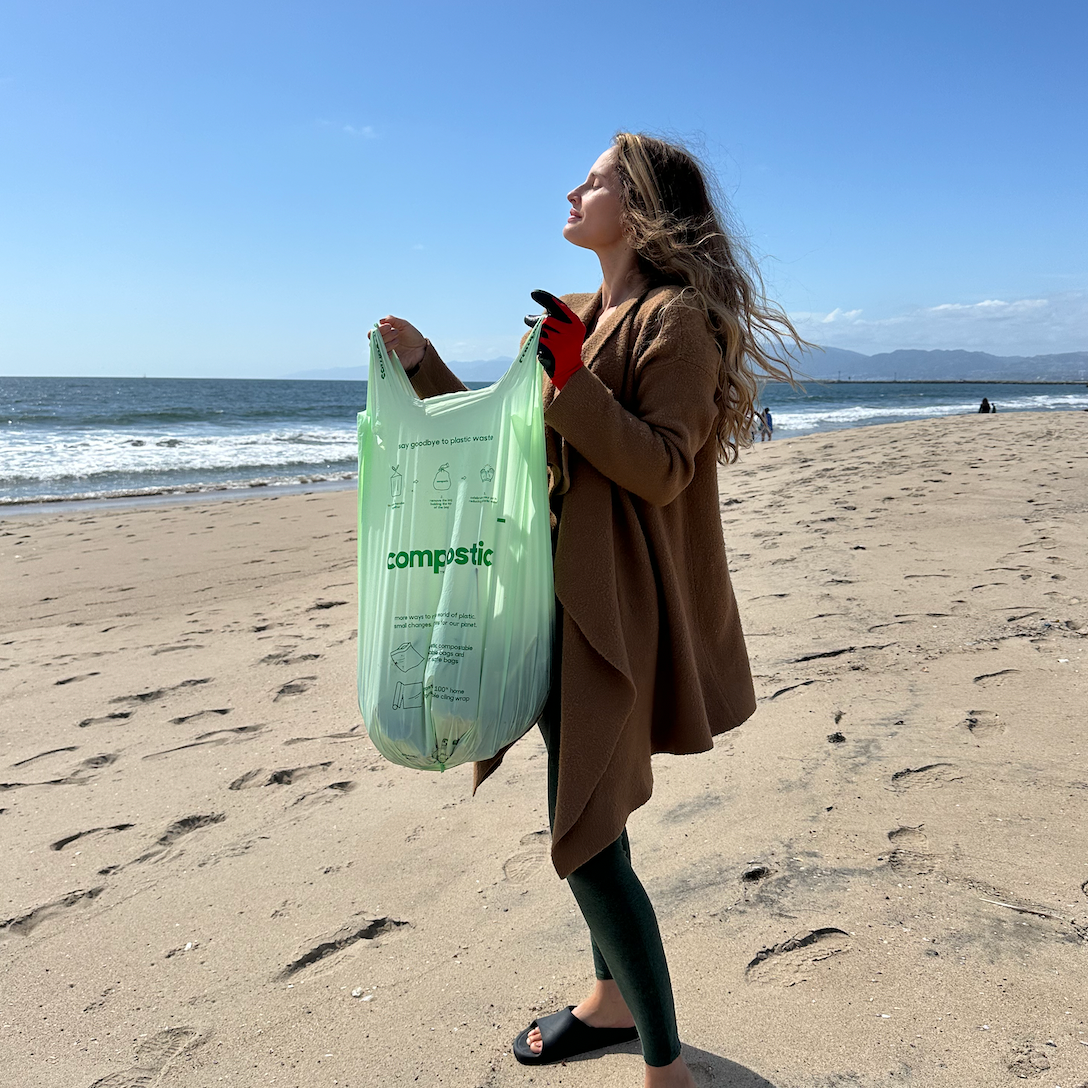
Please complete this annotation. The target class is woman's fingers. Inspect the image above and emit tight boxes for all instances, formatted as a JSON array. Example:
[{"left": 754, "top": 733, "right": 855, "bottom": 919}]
[
  {"left": 375, "top": 317, "right": 410, "bottom": 349},
  {"left": 530, "top": 289, "right": 579, "bottom": 326},
  {"left": 376, "top": 318, "right": 399, "bottom": 344},
  {"left": 374, "top": 315, "right": 426, "bottom": 371}
]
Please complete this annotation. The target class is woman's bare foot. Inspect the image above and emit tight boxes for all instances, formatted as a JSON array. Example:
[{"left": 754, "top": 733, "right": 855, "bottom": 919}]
[
  {"left": 645, "top": 1052, "right": 696, "bottom": 1087},
  {"left": 525, "top": 978, "right": 635, "bottom": 1054}
]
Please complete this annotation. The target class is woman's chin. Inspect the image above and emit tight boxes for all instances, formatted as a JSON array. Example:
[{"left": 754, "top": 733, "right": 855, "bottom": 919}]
[{"left": 562, "top": 223, "right": 593, "bottom": 249}]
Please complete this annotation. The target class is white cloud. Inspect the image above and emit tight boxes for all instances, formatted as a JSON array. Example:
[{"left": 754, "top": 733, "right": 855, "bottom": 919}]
[
  {"left": 819, "top": 307, "right": 862, "bottom": 324},
  {"left": 790, "top": 290, "right": 1088, "bottom": 355},
  {"left": 316, "top": 120, "right": 377, "bottom": 139}
]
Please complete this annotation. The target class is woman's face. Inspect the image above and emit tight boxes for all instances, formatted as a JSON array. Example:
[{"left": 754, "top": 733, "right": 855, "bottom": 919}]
[{"left": 563, "top": 148, "right": 627, "bottom": 252}]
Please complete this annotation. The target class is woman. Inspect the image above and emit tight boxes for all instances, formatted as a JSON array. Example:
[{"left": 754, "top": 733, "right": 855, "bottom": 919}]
[{"left": 376, "top": 133, "right": 806, "bottom": 1088}]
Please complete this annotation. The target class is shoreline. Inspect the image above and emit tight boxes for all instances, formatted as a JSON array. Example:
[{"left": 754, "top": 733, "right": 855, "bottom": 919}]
[
  {"left": 0, "top": 476, "right": 357, "bottom": 517},
  {"left": 5, "top": 406, "right": 1087, "bottom": 516}
]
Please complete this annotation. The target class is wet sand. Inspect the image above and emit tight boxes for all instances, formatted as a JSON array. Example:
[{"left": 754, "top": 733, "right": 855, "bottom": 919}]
[{"left": 2, "top": 411, "right": 1086, "bottom": 1088}]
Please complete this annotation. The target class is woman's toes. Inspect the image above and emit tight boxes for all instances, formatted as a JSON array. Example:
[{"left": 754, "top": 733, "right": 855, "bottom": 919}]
[{"left": 528, "top": 1026, "right": 543, "bottom": 1053}]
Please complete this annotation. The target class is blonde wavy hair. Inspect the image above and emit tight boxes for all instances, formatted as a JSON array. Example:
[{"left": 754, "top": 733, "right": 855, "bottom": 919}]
[{"left": 613, "top": 132, "right": 812, "bottom": 462}]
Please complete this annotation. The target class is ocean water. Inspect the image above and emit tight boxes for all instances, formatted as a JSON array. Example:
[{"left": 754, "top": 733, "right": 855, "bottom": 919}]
[
  {"left": 2, "top": 375, "right": 1086, "bottom": 506},
  {"left": 763, "top": 379, "right": 1088, "bottom": 434}
]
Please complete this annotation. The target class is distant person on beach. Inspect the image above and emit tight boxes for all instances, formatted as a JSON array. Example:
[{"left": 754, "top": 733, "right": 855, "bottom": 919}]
[
  {"left": 761, "top": 406, "right": 774, "bottom": 440},
  {"left": 978, "top": 397, "right": 991, "bottom": 413},
  {"left": 375, "top": 132, "right": 808, "bottom": 1087},
  {"left": 991, "top": 402, "right": 998, "bottom": 413}
]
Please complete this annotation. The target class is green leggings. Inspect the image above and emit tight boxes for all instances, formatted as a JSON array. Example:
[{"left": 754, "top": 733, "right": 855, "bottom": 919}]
[{"left": 540, "top": 712, "right": 682, "bottom": 1068}]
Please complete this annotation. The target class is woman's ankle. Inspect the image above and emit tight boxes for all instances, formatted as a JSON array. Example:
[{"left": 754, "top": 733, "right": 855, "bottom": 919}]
[
  {"left": 644, "top": 1053, "right": 695, "bottom": 1087},
  {"left": 573, "top": 979, "right": 634, "bottom": 1026}
]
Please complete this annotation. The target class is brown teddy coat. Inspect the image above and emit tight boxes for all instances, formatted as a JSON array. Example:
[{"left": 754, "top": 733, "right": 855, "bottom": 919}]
[{"left": 409, "top": 285, "right": 756, "bottom": 878}]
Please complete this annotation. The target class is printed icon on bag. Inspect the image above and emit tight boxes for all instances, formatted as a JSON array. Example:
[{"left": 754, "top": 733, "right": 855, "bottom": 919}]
[
  {"left": 392, "top": 680, "right": 424, "bottom": 710},
  {"left": 432, "top": 736, "right": 460, "bottom": 764},
  {"left": 433, "top": 463, "right": 451, "bottom": 491},
  {"left": 389, "top": 641, "right": 424, "bottom": 672},
  {"left": 390, "top": 465, "right": 403, "bottom": 499},
  {"left": 480, "top": 464, "right": 495, "bottom": 484}
]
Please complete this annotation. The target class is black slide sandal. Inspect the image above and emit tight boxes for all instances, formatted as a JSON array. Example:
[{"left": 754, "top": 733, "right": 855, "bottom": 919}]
[{"left": 513, "top": 1006, "right": 639, "bottom": 1066}]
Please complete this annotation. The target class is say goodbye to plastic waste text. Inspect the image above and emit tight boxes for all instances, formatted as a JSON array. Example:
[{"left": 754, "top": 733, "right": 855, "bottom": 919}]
[{"left": 399, "top": 433, "right": 494, "bottom": 451}]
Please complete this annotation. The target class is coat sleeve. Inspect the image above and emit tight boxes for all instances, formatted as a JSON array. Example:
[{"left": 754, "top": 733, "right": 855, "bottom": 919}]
[
  {"left": 409, "top": 341, "right": 467, "bottom": 399},
  {"left": 543, "top": 301, "right": 721, "bottom": 506}
]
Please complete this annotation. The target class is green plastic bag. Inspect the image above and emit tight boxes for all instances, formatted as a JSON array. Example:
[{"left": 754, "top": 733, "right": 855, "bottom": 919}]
[{"left": 356, "top": 323, "right": 554, "bottom": 770}]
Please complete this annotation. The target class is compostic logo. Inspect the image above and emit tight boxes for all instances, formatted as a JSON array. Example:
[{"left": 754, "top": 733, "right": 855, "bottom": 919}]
[{"left": 386, "top": 540, "right": 494, "bottom": 575}]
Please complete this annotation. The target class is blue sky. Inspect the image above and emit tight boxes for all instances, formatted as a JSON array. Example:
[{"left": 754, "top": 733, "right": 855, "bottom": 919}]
[{"left": 1, "top": 0, "right": 1085, "bottom": 378}]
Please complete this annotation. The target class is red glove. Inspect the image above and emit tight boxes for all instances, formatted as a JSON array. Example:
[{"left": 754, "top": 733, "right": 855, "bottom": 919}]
[{"left": 525, "top": 289, "right": 586, "bottom": 390}]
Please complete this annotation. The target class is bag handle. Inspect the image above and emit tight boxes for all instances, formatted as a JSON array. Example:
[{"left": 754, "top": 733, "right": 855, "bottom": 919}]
[
  {"left": 366, "top": 318, "right": 547, "bottom": 418},
  {"left": 366, "top": 324, "right": 419, "bottom": 418}
]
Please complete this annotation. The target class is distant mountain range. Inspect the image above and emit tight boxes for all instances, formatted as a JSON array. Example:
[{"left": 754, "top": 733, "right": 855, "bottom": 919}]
[
  {"left": 283, "top": 348, "right": 1088, "bottom": 384},
  {"left": 792, "top": 347, "right": 1088, "bottom": 383}
]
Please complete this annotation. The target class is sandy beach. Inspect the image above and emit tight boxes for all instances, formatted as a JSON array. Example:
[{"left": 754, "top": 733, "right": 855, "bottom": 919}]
[{"left": 2, "top": 410, "right": 1087, "bottom": 1088}]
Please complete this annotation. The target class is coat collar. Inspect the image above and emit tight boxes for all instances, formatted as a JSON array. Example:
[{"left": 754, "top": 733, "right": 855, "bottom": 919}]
[
  {"left": 543, "top": 287, "right": 655, "bottom": 496},
  {"left": 571, "top": 288, "right": 646, "bottom": 371},
  {"left": 543, "top": 286, "right": 655, "bottom": 415}
]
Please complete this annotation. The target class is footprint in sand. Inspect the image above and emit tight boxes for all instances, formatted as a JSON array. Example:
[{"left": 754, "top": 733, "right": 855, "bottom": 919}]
[
  {"left": 263, "top": 763, "right": 332, "bottom": 786},
  {"left": 972, "top": 669, "right": 1019, "bottom": 687},
  {"left": 11, "top": 746, "right": 79, "bottom": 767},
  {"left": 282, "top": 724, "right": 366, "bottom": 746},
  {"left": 169, "top": 708, "right": 231, "bottom": 725},
  {"left": 51, "top": 824, "right": 135, "bottom": 852},
  {"left": 962, "top": 709, "right": 1005, "bottom": 738},
  {"left": 745, "top": 927, "right": 851, "bottom": 986},
  {"left": 142, "top": 724, "right": 262, "bottom": 762},
  {"left": 54, "top": 671, "right": 101, "bottom": 686},
  {"left": 228, "top": 762, "right": 333, "bottom": 789},
  {"left": 259, "top": 649, "right": 322, "bottom": 666},
  {"left": 0, "top": 886, "right": 106, "bottom": 937},
  {"left": 274, "top": 676, "right": 317, "bottom": 701},
  {"left": 502, "top": 829, "right": 550, "bottom": 884},
  {"left": 277, "top": 915, "right": 409, "bottom": 981},
  {"left": 890, "top": 763, "right": 963, "bottom": 791},
  {"left": 88, "top": 1026, "right": 206, "bottom": 1088},
  {"left": 109, "top": 678, "right": 212, "bottom": 705},
  {"left": 78, "top": 711, "right": 133, "bottom": 728},
  {"left": 290, "top": 780, "right": 358, "bottom": 807},
  {"left": 1005, "top": 1041, "right": 1052, "bottom": 1080},
  {"left": 769, "top": 678, "right": 824, "bottom": 700},
  {"left": 1, "top": 753, "right": 120, "bottom": 791},
  {"left": 886, "top": 825, "right": 934, "bottom": 875},
  {"left": 868, "top": 619, "right": 913, "bottom": 631},
  {"left": 131, "top": 813, "right": 225, "bottom": 864},
  {"left": 740, "top": 863, "right": 775, "bottom": 887}
]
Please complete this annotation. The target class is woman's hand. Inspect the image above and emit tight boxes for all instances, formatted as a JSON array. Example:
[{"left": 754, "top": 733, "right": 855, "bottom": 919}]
[
  {"left": 371, "top": 315, "right": 427, "bottom": 373},
  {"left": 524, "top": 290, "right": 586, "bottom": 390}
]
